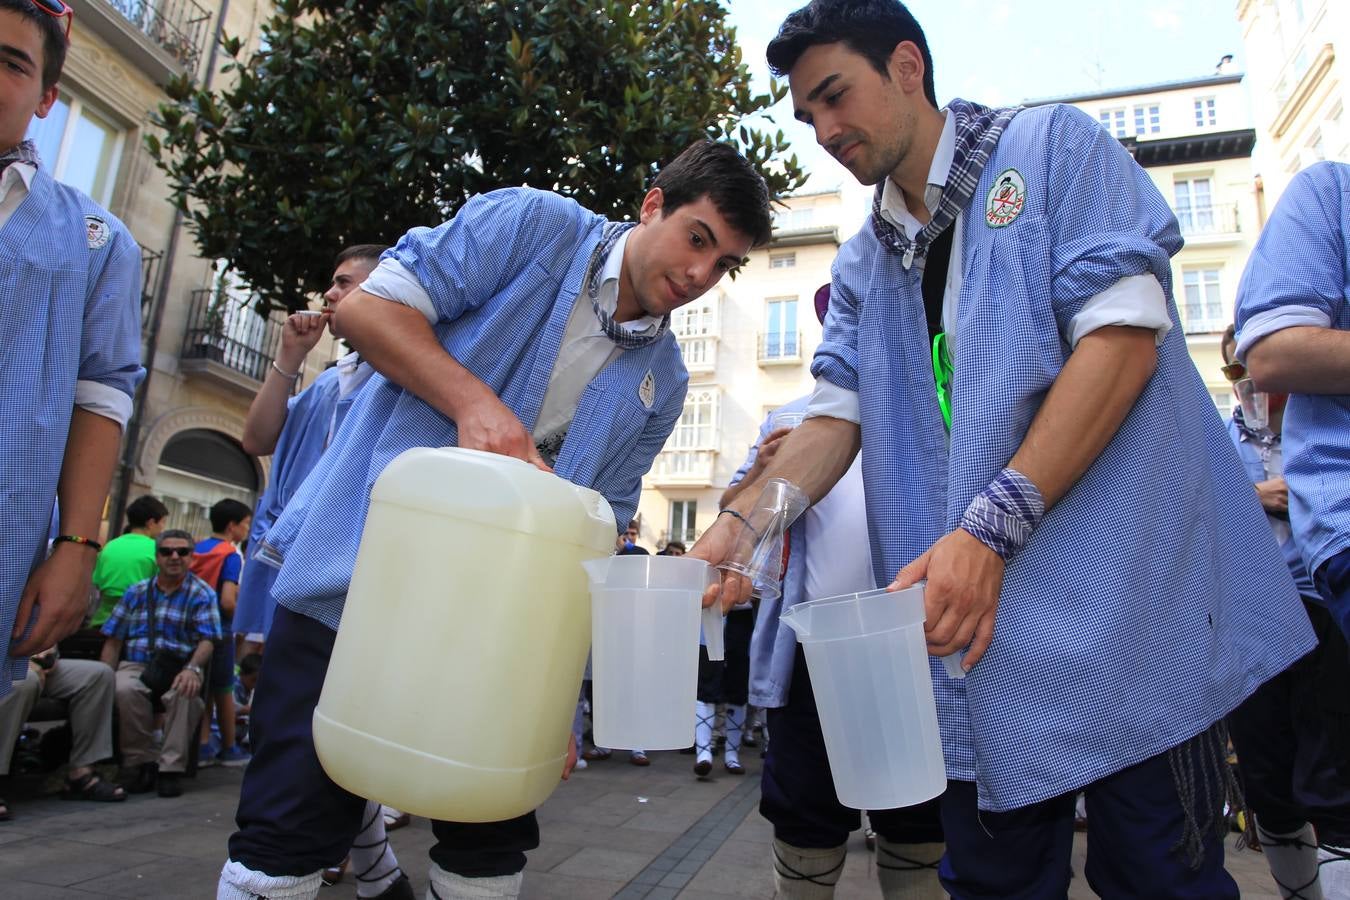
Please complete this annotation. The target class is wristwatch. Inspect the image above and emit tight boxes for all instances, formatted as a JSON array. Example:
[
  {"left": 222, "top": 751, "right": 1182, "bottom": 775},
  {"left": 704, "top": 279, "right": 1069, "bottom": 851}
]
[{"left": 184, "top": 664, "right": 204, "bottom": 677}]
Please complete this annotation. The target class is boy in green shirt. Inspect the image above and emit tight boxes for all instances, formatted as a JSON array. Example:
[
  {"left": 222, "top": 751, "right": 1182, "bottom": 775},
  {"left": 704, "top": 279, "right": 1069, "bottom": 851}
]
[{"left": 90, "top": 495, "right": 168, "bottom": 627}]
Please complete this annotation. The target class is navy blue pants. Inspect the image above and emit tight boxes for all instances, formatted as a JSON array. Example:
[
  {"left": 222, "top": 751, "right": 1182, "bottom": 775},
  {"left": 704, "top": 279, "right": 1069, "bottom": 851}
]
[
  {"left": 761, "top": 646, "right": 944, "bottom": 848},
  {"left": 1316, "top": 547, "right": 1350, "bottom": 645},
  {"left": 697, "top": 606, "right": 755, "bottom": 705},
  {"left": 228, "top": 606, "right": 538, "bottom": 877},
  {"left": 1229, "top": 598, "right": 1350, "bottom": 845}
]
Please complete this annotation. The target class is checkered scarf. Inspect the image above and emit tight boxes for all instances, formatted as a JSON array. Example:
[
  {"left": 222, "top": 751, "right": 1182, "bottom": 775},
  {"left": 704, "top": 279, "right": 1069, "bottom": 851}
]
[
  {"left": 586, "top": 221, "right": 669, "bottom": 350},
  {"left": 870, "top": 99, "right": 1021, "bottom": 268},
  {"left": 0, "top": 140, "right": 40, "bottom": 176}
]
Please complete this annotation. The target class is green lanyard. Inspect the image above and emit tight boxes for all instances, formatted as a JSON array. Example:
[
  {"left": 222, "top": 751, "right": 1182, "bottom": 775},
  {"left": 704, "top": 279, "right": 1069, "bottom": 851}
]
[{"left": 931, "top": 331, "right": 953, "bottom": 432}]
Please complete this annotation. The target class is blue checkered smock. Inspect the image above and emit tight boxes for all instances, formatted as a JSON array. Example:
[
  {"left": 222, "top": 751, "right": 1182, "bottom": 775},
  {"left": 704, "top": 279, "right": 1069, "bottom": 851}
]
[
  {"left": 1, "top": 167, "right": 143, "bottom": 696},
  {"left": 1234, "top": 162, "right": 1350, "bottom": 591},
  {"left": 265, "top": 188, "right": 688, "bottom": 630},
  {"left": 814, "top": 103, "right": 1314, "bottom": 812}
]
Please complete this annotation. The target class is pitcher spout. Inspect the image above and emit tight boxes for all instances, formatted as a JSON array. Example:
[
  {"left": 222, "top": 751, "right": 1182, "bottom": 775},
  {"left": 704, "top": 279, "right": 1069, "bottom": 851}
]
[{"left": 779, "top": 604, "right": 810, "bottom": 639}]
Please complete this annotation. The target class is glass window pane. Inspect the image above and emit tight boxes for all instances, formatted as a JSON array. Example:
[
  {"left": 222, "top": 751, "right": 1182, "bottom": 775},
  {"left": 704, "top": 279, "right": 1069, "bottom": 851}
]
[
  {"left": 60, "top": 108, "right": 119, "bottom": 203},
  {"left": 25, "top": 96, "right": 69, "bottom": 166}
]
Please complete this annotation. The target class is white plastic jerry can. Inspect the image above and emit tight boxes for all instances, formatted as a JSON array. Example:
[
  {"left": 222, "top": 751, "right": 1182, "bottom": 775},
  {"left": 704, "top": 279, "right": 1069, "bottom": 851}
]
[{"left": 313, "top": 447, "right": 617, "bottom": 823}]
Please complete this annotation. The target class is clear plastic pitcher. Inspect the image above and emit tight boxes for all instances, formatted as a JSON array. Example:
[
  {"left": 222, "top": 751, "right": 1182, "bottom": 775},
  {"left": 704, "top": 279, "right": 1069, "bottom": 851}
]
[
  {"left": 780, "top": 585, "right": 946, "bottom": 810},
  {"left": 585, "top": 555, "right": 712, "bottom": 750},
  {"left": 313, "top": 447, "right": 617, "bottom": 823}
]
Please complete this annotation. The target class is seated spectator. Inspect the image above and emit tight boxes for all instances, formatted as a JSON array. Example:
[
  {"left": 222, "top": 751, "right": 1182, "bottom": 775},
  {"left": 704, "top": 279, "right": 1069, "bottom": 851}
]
[
  {"left": 0, "top": 648, "right": 123, "bottom": 819},
  {"left": 90, "top": 495, "right": 168, "bottom": 629},
  {"left": 658, "top": 541, "right": 686, "bottom": 557},
  {"left": 233, "top": 652, "right": 262, "bottom": 750},
  {"left": 100, "top": 530, "right": 221, "bottom": 798}
]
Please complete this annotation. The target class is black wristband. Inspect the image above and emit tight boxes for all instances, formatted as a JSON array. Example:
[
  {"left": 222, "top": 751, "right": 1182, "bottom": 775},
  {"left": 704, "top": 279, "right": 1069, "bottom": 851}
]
[
  {"left": 53, "top": 534, "right": 102, "bottom": 552},
  {"left": 717, "top": 508, "right": 761, "bottom": 541}
]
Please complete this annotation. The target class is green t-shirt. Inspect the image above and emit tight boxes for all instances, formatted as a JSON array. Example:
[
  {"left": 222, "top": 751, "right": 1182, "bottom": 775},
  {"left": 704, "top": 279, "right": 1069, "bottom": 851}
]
[{"left": 90, "top": 532, "right": 157, "bottom": 627}]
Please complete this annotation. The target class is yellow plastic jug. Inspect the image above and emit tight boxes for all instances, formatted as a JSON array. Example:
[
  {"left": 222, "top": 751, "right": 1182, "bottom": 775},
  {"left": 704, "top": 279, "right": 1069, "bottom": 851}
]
[{"left": 312, "top": 447, "right": 617, "bottom": 822}]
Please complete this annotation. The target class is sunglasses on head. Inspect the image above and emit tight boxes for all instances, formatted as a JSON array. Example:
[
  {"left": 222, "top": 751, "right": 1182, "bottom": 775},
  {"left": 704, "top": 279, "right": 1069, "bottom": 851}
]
[
  {"left": 1221, "top": 361, "right": 1246, "bottom": 383},
  {"left": 157, "top": 546, "right": 192, "bottom": 558},
  {"left": 30, "top": 0, "right": 73, "bottom": 40}
]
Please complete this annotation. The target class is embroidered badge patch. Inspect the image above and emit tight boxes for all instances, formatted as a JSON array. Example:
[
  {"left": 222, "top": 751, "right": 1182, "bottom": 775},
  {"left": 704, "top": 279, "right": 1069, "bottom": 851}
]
[
  {"left": 638, "top": 370, "right": 656, "bottom": 409},
  {"left": 85, "top": 215, "right": 111, "bottom": 249},
  {"left": 985, "top": 169, "right": 1026, "bottom": 228}
]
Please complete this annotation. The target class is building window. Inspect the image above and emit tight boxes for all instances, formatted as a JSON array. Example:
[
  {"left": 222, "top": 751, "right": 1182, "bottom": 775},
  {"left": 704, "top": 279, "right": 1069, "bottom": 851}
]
[
  {"left": 1133, "top": 104, "right": 1161, "bottom": 135},
  {"left": 672, "top": 297, "right": 717, "bottom": 337},
  {"left": 773, "top": 207, "right": 815, "bottom": 232},
  {"left": 670, "top": 389, "right": 719, "bottom": 452},
  {"left": 24, "top": 92, "right": 125, "bottom": 207},
  {"left": 1194, "top": 96, "right": 1217, "bottom": 128},
  {"left": 669, "top": 500, "right": 698, "bottom": 544},
  {"left": 1182, "top": 268, "right": 1225, "bottom": 333},
  {"left": 1099, "top": 107, "right": 1127, "bottom": 138},
  {"left": 762, "top": 297, "right": 799, "bottom": 359},
  {"left": 769, "top": 252, "right": 797, "bottom": 270},
  {"left": 1173, "top": 177, "right": 1215, "bottom": 233}
]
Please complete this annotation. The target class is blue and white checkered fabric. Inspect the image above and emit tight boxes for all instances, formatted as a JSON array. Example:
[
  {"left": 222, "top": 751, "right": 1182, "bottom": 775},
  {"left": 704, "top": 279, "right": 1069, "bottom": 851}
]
[
  {"left": 265, "top": 188, "right": 688, "bottom": 630},
  {"left": 814, "top": 103, "right": 1314, "bottom": 812},
  {"left": 101, "top": 574, "right": 223, "bottom": 663},
  {"left": 1234, "top": 161, "right": 1350, "bottom": 581},
  {"left": 0, "top": 166, "right": 143, "bottom": 697}
]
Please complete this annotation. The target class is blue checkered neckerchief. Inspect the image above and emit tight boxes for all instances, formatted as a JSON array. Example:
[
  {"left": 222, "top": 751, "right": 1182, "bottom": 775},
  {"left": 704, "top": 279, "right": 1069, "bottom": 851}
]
[
  {"left": 586, "top": 221, "right": 669, "bottom": 350},
  {"left": 0, "top": 140, "right": 40, "bottom": 176},
  {"left": 870, "top": 99, "right": 1021, "bottom": 270}
]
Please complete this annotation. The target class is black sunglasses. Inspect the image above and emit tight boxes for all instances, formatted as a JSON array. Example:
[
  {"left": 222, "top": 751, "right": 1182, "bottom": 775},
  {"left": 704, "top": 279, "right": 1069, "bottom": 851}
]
[
  {"left": 30, "top": 0, "right": 73, "bottom": 40},
  {"left": 157, "top": 546, "right": 192, "bottom": 558}
]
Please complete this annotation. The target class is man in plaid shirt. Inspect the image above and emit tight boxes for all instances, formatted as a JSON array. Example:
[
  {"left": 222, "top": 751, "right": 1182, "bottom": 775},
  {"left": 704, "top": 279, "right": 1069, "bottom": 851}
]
[{"left": 100, "top": 529, "right": 220, "bottom": 798}]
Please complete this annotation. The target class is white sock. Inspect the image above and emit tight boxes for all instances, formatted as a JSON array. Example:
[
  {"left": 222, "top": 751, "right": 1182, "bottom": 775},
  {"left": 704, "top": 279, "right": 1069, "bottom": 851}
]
[
  {"left": 875, "top": 836, "right": 945, "bottom": 900},
  {"left": 1256, "top": 820, "right": 1322, "bottom": 900},
  {"left": 1318, "top": 844, "right": 1349, "bottom": 899},
  {"left": 772, "top": 838, "right": 845, "bottom": 899},
  {"left": 351, "top": 799, "right": 403, "bottom": 898},
  {"left": 218, "top": 859, "right": 322, "bottom": 899},
  {"left": 724, "top": 704, "right": 745, "bottom": 767},
  {"left": 426, "top": 864, "right": 521, "bottom": 899},
  {"left": 695, "top": 701, "right": 715, "bottom": 764}
]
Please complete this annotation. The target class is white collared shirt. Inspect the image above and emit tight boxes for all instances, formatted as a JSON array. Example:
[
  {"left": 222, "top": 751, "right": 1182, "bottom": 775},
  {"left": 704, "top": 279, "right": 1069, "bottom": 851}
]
[
  {"left": 0, "top": 162, "right": 37, "bottom": 230},
  {"left": 360, "top": 228, "right": 660, "bottom": 445},
  {"left": 807, "top": 108, "right": 1171, "bottom": 426}
]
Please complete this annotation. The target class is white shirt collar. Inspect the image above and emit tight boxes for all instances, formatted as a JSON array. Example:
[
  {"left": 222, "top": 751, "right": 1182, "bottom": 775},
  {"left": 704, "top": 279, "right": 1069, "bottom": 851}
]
[
  {"left": 596, "top": 229, "right": 661, "bottom": 334},
  {"left": 0, "top": 161, "right": 37, "bottom": 206},
  {"left": 879, "top": 109, "right": 956, "bottom": 239}
]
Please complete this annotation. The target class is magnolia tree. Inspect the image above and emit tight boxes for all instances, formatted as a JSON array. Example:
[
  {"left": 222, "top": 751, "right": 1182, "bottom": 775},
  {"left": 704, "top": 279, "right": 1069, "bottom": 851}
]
[{"left": 150, "top": 0, "right": 808, "bottom": 310}]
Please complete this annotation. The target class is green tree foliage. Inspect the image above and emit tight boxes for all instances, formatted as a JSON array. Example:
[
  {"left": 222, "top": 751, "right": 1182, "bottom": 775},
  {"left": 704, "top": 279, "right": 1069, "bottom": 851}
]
[{"left": 150, "top": 0, "right": 807, "bottom": 311}]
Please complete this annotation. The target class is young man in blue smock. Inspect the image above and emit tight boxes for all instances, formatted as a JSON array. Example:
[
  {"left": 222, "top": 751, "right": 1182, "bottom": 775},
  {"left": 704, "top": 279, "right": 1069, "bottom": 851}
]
[
  {"left": 0, "top": 0, "right": 142, "bottom": 698},
  {"left": 1235, "top": 162, "right": 1350, "bottom": 646},
  {"left": 692, "top": 2, "right": 1313, "bottom": 897},
  {"left": 217, "top": 140, "right": 771, "bottom": 900}
]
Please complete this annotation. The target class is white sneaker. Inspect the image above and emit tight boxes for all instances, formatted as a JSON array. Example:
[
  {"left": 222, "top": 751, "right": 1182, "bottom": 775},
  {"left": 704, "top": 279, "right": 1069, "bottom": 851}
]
[{"left": 573, "top": 758, "right": 588, "bottom": 771}]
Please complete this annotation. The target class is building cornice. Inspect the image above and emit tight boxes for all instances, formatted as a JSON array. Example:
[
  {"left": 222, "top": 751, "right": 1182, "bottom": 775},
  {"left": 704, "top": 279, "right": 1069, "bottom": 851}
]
[
  {"left": 1131, "top": 128, "right": 1258, "bottom": 167},
  {"left": 1026, "top": 73, "right": 1243, "bottom": 107},
  {"left": 1269, "top": 43, "right": 1336, "bottom": 139}
]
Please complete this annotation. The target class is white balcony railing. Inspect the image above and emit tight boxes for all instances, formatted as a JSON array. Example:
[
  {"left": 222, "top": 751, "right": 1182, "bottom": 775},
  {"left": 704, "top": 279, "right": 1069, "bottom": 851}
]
[
  {"left": 649, "top": 449, "right": 716, "bottom": 486},
  {"left": 1176, "top": 202, "right": 1240, "bottom": 238},
  {"left": 677, "top": 336, "right": 717, "bottom": 374}
]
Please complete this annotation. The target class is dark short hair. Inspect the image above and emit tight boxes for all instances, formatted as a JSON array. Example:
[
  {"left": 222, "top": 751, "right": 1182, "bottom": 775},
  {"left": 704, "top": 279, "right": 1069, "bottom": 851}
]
[
  {"left": 155, "top": 529, "right": 195, "bottom": 550},
  {"left": 0, "top": 0, "right": 67, "bottom": 90},
  {"left": 651, "top": 141, "right": 773, "bottom": 248},
  {"left": 1221, "top": 324, "right": 1237, "bottom": 365},
  {"left": 126, "top": 495, "right": 169, "bottom": 529},
  {"left": 662, "top": 541, "right": 687, "bottom": 554},
  {"left": 238, "top": 653, "right": 263, "bottom": 677},
  {"left": 334, "top": 244, "right": 388, "bottom": 268},
  {"left": 766, "top": 0, "right": 937, "bottom": 107},
  {"left": 209, "top": 498, "right": 252, "bottom": 533}
]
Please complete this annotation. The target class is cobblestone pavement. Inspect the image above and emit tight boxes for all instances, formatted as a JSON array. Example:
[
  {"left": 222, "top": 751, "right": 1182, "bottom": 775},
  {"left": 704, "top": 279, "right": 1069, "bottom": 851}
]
[{"left": 0, "top": 750, "right": 1280, "bottom": 898}]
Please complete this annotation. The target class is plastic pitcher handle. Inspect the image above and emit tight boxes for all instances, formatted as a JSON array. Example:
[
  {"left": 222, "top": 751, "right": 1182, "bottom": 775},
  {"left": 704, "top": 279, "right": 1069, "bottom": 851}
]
[
  {"left": 941, "top": 651, "right": 967, "bottom": 680},
  {"left": 702, "top": 605, "right": 725, "bottom": 662}
]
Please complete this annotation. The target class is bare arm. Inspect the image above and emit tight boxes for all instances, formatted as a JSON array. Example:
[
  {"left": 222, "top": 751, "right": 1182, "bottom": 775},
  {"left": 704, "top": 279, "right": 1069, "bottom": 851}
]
[
  {"left": 334, "top": 290, "right": 549, "bottom": 469},
  {"left": 241, "top": 312, "right": 331, "bottom": 455},
  {"left": 218, "top": 581, "right": 238, "bottom": 619},
  {"left": 99, "top": 637, "right": 122, "bottom": 669},
  {"left": 1245, "top": 326, "right": 1350, "bottom": 395},
  {"left": 171, "top": 639, "right": 216, "bottom": 699},
  {"left": 13, "top": 409, "right": 122, "bottom": 655},
  {"left": 718, "top": 427, "right": 793, "bottom": 509},
  {"left": 894, "top": 325, "right": 1158, "bottom": 669}
]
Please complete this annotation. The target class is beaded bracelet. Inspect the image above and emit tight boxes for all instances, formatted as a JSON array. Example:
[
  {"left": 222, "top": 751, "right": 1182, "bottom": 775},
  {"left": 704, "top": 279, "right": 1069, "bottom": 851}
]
[{"left": 53, "top": 534, "right": 102, "bottom": 552}]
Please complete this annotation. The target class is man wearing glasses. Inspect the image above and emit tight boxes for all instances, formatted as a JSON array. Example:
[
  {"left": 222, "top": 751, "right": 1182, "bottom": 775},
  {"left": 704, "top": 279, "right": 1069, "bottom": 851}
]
[
  {"left": 0, "top": 0, "right": 142, "bottom": 698},
  {"left": 99, "top": 530, "right": 221, "bottom": 799}
]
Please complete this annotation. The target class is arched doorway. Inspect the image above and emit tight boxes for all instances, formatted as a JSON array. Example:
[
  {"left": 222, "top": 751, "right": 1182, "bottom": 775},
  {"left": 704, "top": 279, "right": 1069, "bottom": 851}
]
[{"left": 153, "top": 429, "right": 259, "bottom": 539}]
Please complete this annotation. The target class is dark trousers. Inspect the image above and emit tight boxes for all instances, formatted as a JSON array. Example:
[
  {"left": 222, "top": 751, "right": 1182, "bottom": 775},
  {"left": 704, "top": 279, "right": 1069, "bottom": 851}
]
[
  {"left": 938, "top": 738, "right": 1238, "bottom": 899},
  {"left": 760, "top": 645, "right": 944, "bottom": 848},
  {"left": 1316, "top": 547, "right": 1350, "bottom": 646},
  {"left": 696, "top": 606, "right": 755, "bottom": 705},
  {"left": 1229, "top": 598, "right": 1350, "bottom": 845},
  {"left": 228, "top": 606, "right": 539, "bottom": 877}
]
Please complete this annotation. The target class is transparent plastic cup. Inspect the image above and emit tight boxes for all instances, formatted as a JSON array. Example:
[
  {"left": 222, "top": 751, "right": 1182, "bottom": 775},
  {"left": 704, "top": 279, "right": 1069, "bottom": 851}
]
[
  {"left": 780, "top": 585, "right": 946, "bottom": 810},
  {"left": 719, "top": 477, "right": 809, "bottom": 601},
  {"left": 584, "top": 555, "right": 711, "bottom": 749}
]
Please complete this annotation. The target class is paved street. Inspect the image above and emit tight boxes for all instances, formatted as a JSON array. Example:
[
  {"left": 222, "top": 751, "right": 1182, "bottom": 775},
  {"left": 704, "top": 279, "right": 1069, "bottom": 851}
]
[{"left": 0, "top": 748, "right": 1282, "bottom": 899}]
